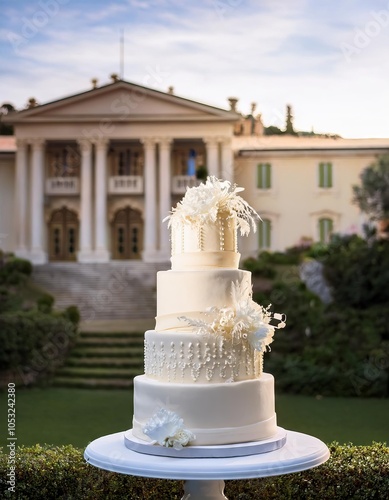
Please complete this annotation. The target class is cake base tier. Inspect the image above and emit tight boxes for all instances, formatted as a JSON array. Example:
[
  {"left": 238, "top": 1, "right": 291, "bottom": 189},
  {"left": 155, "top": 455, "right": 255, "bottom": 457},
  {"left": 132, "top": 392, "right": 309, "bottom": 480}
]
[
  {"left": 132, "top": 373, "right": 276, "bottom": 446},
  {"left": 124, "top": 427, "right": 287, "bottom": 458}
]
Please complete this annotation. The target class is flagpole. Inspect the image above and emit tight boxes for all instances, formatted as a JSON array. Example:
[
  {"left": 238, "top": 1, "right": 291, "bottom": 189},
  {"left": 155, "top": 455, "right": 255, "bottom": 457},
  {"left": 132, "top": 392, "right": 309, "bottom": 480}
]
[{"left": 120, "top": 29, "right": 124, "bottom": 79}]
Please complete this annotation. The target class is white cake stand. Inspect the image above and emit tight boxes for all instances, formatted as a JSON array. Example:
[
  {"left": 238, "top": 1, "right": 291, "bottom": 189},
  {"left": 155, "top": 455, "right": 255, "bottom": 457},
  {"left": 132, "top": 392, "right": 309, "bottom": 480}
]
[{"left": 84, "top": 429, "right": 330, "bottom": 499}]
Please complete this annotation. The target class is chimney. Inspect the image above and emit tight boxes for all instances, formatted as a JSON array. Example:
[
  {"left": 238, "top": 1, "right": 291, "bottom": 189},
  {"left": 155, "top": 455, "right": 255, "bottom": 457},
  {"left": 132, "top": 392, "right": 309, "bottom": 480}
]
[
  {"left": 91, "top": 78, "right": 98, "bottom": 89},
  {"left": 168, "top": 86, "right": 174, "bottom": 95},
  {"left": 110, "top": 73, "right": 119, "bottom": 83},
  {"left": 228, "top": 97, "right": 238, "bottom": 112}
]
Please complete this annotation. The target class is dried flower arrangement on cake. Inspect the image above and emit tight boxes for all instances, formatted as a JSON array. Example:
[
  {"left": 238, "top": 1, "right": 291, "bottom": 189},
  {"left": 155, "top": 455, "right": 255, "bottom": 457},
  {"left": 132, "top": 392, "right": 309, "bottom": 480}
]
[
  {"left": 143, "top": 408, "right": 196, "bottom": 449},
  {"left": 179, "top": 281, "right": 286, "bottom": 353},
  {"left": 164, "top": 176, "right": 259, "bottom": 236}
]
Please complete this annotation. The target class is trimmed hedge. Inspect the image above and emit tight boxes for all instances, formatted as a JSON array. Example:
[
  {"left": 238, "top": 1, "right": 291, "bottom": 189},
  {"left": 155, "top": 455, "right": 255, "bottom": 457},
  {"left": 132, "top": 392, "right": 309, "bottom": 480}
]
[{"left": 0, "top": 442, "right": 387, "bottom": 499}]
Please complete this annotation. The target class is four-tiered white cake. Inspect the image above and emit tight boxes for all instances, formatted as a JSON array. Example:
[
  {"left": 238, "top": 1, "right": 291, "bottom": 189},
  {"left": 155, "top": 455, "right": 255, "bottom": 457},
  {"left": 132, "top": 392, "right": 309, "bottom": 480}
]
[{"left": 132, "top": 177, "right": 285, "bottom": 450}]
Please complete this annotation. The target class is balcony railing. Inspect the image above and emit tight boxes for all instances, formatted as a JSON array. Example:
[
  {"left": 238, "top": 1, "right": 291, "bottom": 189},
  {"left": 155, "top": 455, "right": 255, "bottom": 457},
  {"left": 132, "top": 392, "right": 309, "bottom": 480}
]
[
  {"left": 45, "top": 177, "right": 79, "bottom": 195},
  {"left": 108, "top": 175, "right": 143, "bottom": 194},
  {"left": 172, "top": 176, "right": 201, "bottom": 194}
]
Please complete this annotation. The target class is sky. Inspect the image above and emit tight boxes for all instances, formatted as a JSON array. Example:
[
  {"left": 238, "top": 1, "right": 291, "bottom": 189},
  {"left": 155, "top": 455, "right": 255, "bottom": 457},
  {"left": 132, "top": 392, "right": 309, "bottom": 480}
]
[{"left": 1, "top": 0, "right": 389, "bottom": 138}]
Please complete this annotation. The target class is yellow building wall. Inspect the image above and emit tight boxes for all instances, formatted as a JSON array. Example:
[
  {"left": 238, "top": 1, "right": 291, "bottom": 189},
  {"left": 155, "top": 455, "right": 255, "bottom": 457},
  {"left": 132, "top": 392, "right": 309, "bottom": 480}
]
[{"left": 235, "top": 151, "right": 378, "bottom": 257}]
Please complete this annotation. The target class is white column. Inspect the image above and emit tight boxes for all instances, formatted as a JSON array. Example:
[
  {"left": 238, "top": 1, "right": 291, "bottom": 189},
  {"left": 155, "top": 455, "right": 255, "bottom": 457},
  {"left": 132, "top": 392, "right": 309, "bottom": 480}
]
[
  {"left": 15, "top": 138, "right": 28, "bottom": 257},
  {"left": 220, "top": 137, "right": 234, "bottom": 182},
  {"left": 77, "top": 139, "right": 94, "bottom": 262},
  {"left": 158, "top": 138, "right": 172, "bottom": 260},
  {"left": 204, "top": 137, "right": 219, "bottom": 177},
  {"left": 30, "top": 138, "right": 47, "bottom": 264},
  {"left": 142, "top": 137, "right": 158, "bottom": 262},
  {"left": 94, "top": 138, "right": 110, "bottom": 262}
]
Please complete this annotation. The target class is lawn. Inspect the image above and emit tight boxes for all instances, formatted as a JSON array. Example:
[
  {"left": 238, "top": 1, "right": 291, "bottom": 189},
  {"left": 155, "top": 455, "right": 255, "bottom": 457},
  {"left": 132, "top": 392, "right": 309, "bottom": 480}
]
[{"left": 0, "top": 387, "right": 388, "bottom": 449}]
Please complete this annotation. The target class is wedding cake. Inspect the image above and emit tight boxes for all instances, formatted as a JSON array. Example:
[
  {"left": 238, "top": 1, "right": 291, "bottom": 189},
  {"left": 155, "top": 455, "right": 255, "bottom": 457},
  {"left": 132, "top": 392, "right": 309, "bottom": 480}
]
[{"left": 131, "top": 177, "right": 286, "bottom": 451}]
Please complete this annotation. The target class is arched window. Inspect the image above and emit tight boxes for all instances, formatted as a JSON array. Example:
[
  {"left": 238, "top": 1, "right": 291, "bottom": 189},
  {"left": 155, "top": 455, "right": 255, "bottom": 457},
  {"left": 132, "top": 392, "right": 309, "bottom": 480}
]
[
  {"left": 318, "top": 218, "right": 333, "bottom": 243},
  {"left": 259, "top": 218, "right": 271, "bottom": 249}
]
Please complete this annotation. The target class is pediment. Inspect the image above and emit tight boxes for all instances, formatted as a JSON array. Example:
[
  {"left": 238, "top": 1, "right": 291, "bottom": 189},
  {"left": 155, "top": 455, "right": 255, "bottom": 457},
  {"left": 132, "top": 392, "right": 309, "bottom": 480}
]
[{"left": 8, "top": 81, "right": 238, "bottom": 123}]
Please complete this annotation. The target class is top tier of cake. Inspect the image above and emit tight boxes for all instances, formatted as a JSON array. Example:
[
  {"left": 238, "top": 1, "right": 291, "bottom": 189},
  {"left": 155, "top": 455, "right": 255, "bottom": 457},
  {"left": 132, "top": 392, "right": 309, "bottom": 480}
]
[
  {"left": 171, "top": 211, "right": 239, "bottom": 270},
  {"left": 165, "top": 177, "right": 258, "bottom": 271}
]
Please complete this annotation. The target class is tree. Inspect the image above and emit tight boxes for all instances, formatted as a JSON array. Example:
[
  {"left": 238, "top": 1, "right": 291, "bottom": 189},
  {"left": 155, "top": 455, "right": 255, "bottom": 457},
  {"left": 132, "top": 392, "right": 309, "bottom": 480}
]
[
  {"left": 0, "top": 103, "right": 16, "bottom": 135},
  {"left": 264, "top": 125, "right": 283, "bottom": 136},
  {"left": 285, "top": 104, "right": 296, "bottom": 135},
  {"left": 352, "top": 154, "right": 389, "bottom": 235},
  {"left": 352, "top": 154, "right": 389, "bottom": 220}
]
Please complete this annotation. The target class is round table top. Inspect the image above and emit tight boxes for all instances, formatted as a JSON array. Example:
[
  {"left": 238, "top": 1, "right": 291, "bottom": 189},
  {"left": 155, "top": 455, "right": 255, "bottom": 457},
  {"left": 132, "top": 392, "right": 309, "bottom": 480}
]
[{"left": 84, "top": 429, "right": 330, "bottom": 480}]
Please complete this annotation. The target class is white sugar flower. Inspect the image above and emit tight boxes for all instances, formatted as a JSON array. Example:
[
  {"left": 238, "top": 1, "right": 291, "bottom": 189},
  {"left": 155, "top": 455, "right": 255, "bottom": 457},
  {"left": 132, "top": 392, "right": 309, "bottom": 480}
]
[
  {"left": 143, "top": 408, "right": 195, "bottom": 450},
  {"left": 179, "top": 281, "right": 286, "bottom": 353},
  {"left": 164, "top": 176, "right": 259, "bottom": 235}
]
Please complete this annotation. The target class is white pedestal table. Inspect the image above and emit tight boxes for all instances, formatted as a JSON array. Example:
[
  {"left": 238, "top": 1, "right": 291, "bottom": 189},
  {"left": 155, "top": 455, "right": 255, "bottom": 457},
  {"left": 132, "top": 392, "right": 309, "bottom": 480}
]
[{"left": 84, "top": 429, "right": 330, "bottom": 499}]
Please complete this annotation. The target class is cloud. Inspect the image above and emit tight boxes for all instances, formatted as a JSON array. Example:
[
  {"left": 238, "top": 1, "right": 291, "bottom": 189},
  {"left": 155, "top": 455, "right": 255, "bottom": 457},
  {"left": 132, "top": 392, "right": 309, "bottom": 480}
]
[{"left": 0, "top": 0, "right": 388, "bottom": 137}]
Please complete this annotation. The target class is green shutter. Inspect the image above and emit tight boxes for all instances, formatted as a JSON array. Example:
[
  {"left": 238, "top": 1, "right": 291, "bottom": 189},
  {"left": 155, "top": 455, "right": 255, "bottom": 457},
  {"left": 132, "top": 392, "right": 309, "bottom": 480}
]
[
  {"left": 319, "top": 218, "right": 333, "bottom": 243},
  {"left": 266, "top": 163, "right": 271, "bottom": 189},
  {"left": 327, "top": 163, "right": 333, "bottom": 188},
  {"left": 265, "top": 219, "right": 271, "bottom": 247},
  {"left": 257, "top": 163, "right": 271, "bottom": 189},
  {"left": 257, "top": 164, "right": 262, "bottom": 188},
  {"left": 328, "top": 218, "right": 333, "bottom": 239},
  {"left": 319, "top": 163, "right": 324, "bottom": 188},
  {"left": 319, "top": 162, "right": 333, "bottom": 188},
  {"left": 259, "top": 219, "right": 271, "bottom": 249},
  {"left": 319, "top": 219, "right": 325, "bottom": 242}
]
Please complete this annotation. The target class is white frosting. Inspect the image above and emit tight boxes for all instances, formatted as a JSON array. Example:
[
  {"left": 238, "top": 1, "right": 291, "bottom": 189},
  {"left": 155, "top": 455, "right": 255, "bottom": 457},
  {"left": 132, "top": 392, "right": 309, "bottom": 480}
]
[
  {"left": 156, "top": 269, "right": 252, "bottom": 331},
  {"left": 171, "top": 251, "right": 240, "bottom": 271},
  {"left": 171, "top": 211, "right": 239, "bottom": 270},
  {"left": 132, "top": 373, "right": 277, "bottom": 446},
  {"left": 144, "top": 330, "right": 263, "bottom": 383},
  {"left": 131, "top": 179, "right": 280, "bottom": 449}
]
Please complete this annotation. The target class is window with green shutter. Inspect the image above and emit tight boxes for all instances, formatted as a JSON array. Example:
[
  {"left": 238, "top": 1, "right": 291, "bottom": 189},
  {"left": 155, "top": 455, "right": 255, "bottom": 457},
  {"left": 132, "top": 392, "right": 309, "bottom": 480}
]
[
  {"left": 257, "top": 163, "right": 271, "bottom": 189},
  {"left": 318, "top": 162, "right": 333, "bottom": 188},
  {"left": 318, "top": 218, "right": 333, "bottom": 243},
  {"left": 259, "top": 218, "right": 271, "bottom": 249}
]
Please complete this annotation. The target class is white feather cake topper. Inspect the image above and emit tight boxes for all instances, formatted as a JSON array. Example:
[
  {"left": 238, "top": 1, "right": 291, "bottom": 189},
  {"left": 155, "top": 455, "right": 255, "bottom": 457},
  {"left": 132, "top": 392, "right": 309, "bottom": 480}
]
[
  {"left": 165, "top": 176, "right": 260, "bottom": 236},
  {"left": 179, "top": 281, "right": 286, "bottom": 354}
]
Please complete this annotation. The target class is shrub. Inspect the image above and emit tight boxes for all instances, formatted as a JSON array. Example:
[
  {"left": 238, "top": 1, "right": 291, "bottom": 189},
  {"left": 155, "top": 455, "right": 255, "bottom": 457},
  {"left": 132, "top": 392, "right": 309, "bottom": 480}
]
[
  {"left": 0, "top": 287, "right": 21, "bottom": 314},
  {"left": 62, "top": 305, "right": 81, "bottom": 326},
  {"left": 264, "top": 250, "right": 301, "bottom": 265},
  {"left": 36, "top": 294, "right": 54, "bottom": 314},
  {"left": 0, "top": 310, "right": 78, "bottom": 387},
  {"left": 321, "top": 236, "right": 389, "bottom": 309},
  {"left": 0, "top": 256, "right": 32, "bottom": 286},
  {"left": 242, "top": 257, "right": 277, "bottom": 278},
  {"left": 255, "top": 280, "right": 389, "bottom": 397},
  {"left": 0, "top": 443, "right": 387, "bottom": 499}
]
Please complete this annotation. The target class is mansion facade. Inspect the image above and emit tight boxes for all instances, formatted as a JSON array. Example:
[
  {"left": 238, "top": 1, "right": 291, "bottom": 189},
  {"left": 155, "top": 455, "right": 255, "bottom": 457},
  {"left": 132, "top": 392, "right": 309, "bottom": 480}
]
[{"left": 0, "top": 79, "right": 388, "bottom": 264}]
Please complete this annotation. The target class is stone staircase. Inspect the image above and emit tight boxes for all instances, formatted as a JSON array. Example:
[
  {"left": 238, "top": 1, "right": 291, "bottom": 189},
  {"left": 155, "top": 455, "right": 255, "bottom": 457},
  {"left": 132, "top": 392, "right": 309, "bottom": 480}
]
[
  {"left": 53, "top": 330, "right": 144, "bottom": 389},
  {"left": 32, "top": 262, "right": 169, "bottom": 320}
]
